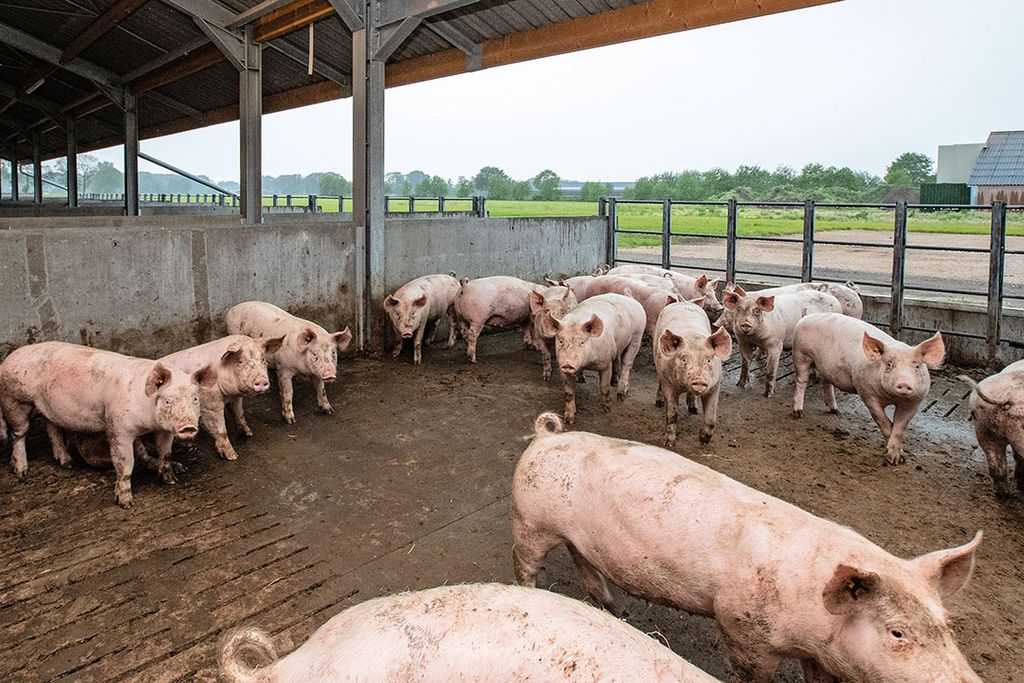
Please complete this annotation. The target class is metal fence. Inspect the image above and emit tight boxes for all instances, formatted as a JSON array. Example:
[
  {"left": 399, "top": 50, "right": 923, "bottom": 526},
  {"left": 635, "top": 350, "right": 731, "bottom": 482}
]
[
  {"left": 78, "top": 193, "right": 486, "bottom": 215},
  {"left": 604, "top": 197, "right": 1021, "bottom": 359}
]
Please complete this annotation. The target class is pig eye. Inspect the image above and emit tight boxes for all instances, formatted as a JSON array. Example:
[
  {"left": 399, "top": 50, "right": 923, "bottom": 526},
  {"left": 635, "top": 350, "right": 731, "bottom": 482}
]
[
  {"left": 192, "top": 396, "right": 199, "bottom": 403},
  {"left": 890, "top": 629, "right": 904, "bottom": 639},
  {"left": 885, "top": 361, "right": 893, "bottom": 370}
]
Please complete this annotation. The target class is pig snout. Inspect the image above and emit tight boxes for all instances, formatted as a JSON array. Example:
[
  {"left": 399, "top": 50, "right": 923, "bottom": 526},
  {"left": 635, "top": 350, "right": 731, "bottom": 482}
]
[
  {"left": 176, "top": 425, "right": 199, "bottom": 439},
  {"left": 738, "top": 322, "right": 753, "bottom": 334},
  {"left": 560, "top": 362, "right": 578, "bottom": 374},
  {"left": 401, "top": 331, "right": 414, "bottom": 339},
  {"left": 321, "top": 373, "right": 337, "bottom": 384},
  {"left": 894, "top": 380, "right": 916, "bottom": 396},
  {"left": 252, "top": 377, "right": 270, "bottom": 393},
  {"left": 689, "top": 379, "right": 709, "bottom": 394}
]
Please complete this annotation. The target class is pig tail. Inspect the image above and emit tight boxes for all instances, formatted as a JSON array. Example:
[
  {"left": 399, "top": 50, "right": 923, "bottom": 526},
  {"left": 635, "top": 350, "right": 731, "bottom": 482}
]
[
  {"left": 957, "top": 376, "right": 1011, "bottom": 407},
  {"left": 219, "top": 627, "right": 278, "bottom": 682},
  {"left": 533, "top": 412, "right": 564, "bottom": 438}
]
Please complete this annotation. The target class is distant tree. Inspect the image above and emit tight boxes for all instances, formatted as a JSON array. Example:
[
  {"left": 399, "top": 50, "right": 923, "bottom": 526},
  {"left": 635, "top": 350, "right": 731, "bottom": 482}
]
[
  {"left": 531, "top": 169, "right": 561, "bottom": 201},
  {"left": 885, "top": 152, "right": 934, "bottom": 186},
  {"left": 77, "top": 155, "right": 100, "bottom": 193},
  {"left": 385, "top": 171, "right": 408, "bottom": 195},
  {"left": 318, "top": 172, "right": 351, "bottom": 196},
  {"left": 472, "top": 166, "right": 512, "bottom": 197},
  {"left": 579, "top": 181, "right": 612, "bottom": 202},
  {"left": 508, "top": 179, "right": 531, "bottom": 200},
  {"left": 415, "top": 175, "right": 450, "bottom": 196},
  {"left": 453, "top": 176, "right": 473, "bottom": 197},
  {"left": 89, "top": 161, "right": 124, "bottom": 193}
]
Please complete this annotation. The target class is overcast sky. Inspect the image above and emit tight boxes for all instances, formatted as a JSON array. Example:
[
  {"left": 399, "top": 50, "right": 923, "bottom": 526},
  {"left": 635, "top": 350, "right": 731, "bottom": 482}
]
[{"left": 88, "top": 0, "right": 1021, "bottom": 183}]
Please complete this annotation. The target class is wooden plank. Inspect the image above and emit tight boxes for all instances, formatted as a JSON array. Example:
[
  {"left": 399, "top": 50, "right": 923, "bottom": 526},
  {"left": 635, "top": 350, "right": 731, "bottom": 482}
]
[
  {"left": 253, "top": 0, "right": 335, "bottom": 42},
  {"left": 61, "top": 0, "right": 150, "bottom": 64}
]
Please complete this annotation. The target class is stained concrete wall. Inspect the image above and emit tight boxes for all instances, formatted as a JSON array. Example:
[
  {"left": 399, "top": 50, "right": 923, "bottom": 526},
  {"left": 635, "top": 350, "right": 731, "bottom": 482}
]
[{"left": 0, "top": 219, "right": 358, "bottom": 359}]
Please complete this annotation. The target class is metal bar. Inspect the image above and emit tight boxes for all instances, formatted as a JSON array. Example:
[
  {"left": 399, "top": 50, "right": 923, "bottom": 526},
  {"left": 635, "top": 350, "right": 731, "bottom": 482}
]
[
  {"left": 801, "top": 199, "right": 814, "bottom": 282},
  {"left": 812, "top": 239, "right": 893, "bottom": 249},
  {"left": 378, "top": 0, "right": 480, "bottom": 26},
  {"left": 227, "top": 0, "right": 295, "bottom": 28},
  {"left": 986, "top": 201, "right": 1006, "bottom": 362},
  {"left": 239, "top": 25, "right": 263, "bottom": 222},
  {"left": 725, "top": 198, "right": 737, "bottom": 284},
  {"left": 607, "top": 197, "right": 618, "bottom": 265},
  {"left": 10, "top": 159, "right": 17, "bottom": 201},
  {"left": 138, "top": 151, "right": 237, "bottom": 196},
  {"left": 904, "top": 244, "right": 991, "bottom": 254},
  {"left": 31, "top": 134, "right": 43, "bottom": 202},
  {"left": 735, "top": 236, "right": 804, "bottom": 244},
  {"left": 889, "top": 200, "right": 908, "bottom": 337},
  {"left": 661, "top": 198, "right": 671, "bottom": 269},
  {"left": 670, "top": 232, "right": 728, "bottom": 239},
  {"left": 124, "top": 90, "right": 139, "bottom": 216},
  {"left": 66, "top": 118, "right": 77, "bottom": 207},
  {"left": 598, "top": 197, "right": 606, "bottom": 217}
]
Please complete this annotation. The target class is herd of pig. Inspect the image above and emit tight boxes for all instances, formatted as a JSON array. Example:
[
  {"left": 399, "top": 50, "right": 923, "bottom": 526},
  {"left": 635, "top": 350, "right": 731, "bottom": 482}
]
[{"left": 1, "top": 262, "right": 1021, "bottom": 682}]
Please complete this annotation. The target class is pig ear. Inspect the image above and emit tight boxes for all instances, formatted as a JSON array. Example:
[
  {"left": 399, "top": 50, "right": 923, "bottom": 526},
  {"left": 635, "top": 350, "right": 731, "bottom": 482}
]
[
  {"left": 822, "top": 564, "right": 881, "bottom": 615},
  {"left": 544, "top": 277, "right": 560, "bottom": 287},
  {"left": 145, "top": 363, "right": 173, "bottom": 397},
  {"left": 384, "top": 294, "right": 398, "bottom": 307},
  {"left": 220, "top": 340, "right": 244, "bottom": 364},
  {"left": 666, "top": 293, "right": 680, "bottom": 305},
  {"left": 530, "top": 290, "right": 546, "bottom": 314},
  {"left": 733, "top": 284, "right": 747, "bottom": 297},
  {"left": 708, "top": 278, "right": 722, "bottom": 290},
  {"left": 561, "top": 286, "right": 573, "bottom": 301},
  {"left": 263, "top": 335, "right": 285, "bottom": 355},
  {"left": 916, "top": 332, "right": 945, "bottom": 368},
  {"left": 686, "top": 297, "right": 704, "bottom": 306},
  {"left": 695, "top": 275, "right": 708, "bottom": 289},
  {"left": 332, "top": 327, "right": 353, "bottom": 351},
  {"left": 911, "top": 531, "right": 982, "bottom": 600},
  {"left": 583, "top": 314, "right": 604, "bottom": 338},
  {"left": 707, "top": 327, "right": 733, "bottom": 359},
  {"left": 756, "top": 295, "right": 775, "bottom": 312},
  {"left": 722, "top": 291, "right": 740, "bottom": 309},
  {"left": 192, "top": 364, "right": 218, "bottom": 388},
  {"left": 659, "top": 330, "right": 683, "bottom": 356},
  {"left": 861, "top": 332, "right": 886, "bottom": 361},
  {"left": 298, "top": 327, "right": 318, "bottom": 348},
  {"left": 541, "top": 311, "right": 561, "bottom": 337},
  {"left": 412, "top": 295, "right": 428, "bottom": 308}
]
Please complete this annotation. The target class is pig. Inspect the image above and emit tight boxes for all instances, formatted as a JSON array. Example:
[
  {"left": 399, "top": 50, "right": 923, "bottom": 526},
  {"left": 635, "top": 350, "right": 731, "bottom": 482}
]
[
  {"left": 607, "top": 264, "right": 723, "bottom": 313},
  {"left": 654, "top": 302, "right": 732, "bottom": 445},
  {"left": 513, "top": 413, "right": 983, "bottom": 683},
  {"left": 220, "top": 583, "right": 720, "bottom": 682},
  {"left": 0, "top": 342, "right": 212, "bottom": 508},
  {"left": 585, "top": 275, "right": 681, "bottom": 337},
  {"left": 453, "top": 276, "right": 543, "bottom": 363},
  {"left": 958, "top": 360, "right": 1024, "bottom": 498},
  {"left": 384, "top": 272, "right": 461, "bottom": 365},
  {"left": 723, "top": 288, "right": 842, "bottom": 397},
  {"left": 792, "top": 313, "right": 945, "bottom": 466},
  {"left": 225, "top": 302, "right": 352, "bottom": 425},
  {"left": 540, "top": 293, "right": 645, "bottom": 423},
  {"left": 526, "top": 285, "right": 578, "bottom": 381},
  {"left": 719, "top": 283, "right": 862, "bottom": 333},
  {"left": 546, "top": 275, "right": 595, "bottom": 301}
]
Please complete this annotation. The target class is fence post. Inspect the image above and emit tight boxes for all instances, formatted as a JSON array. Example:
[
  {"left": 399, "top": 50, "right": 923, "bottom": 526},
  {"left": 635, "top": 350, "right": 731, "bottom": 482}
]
[
  {"left": 338, "top": 195, "right": 344, "bottom": 212},
  {"left": 606, "top": 197, "right": 618, "bottom": 266},
  {"left": 661, "top": 199, "right": 672, "bottom": 269},
  {"left": 889, "top": 200, "right": 908, "bottom": 337},
  {"left": 986, "top": 201, "right": 1006, "bottom": 364},
  {"left": 801, "top": 199, "right": 815, "bottom": 282},
  {"left": 725, "top": 199, "right": 738, "bottom": 285},
  {"left": 408, "top": 195, "right": 415, "bottom": 212},
  {"left": 309, "top": 194, "right": 318, "bottom": 213},
  {"left": 438, "top": 196, "right": 445, "bottom": 212},
  {"left": 598, "top": 197, "right": 607, "bottom": 217},
  {"left": 286, "top": 194, "right": 292, "bottom": 208}
]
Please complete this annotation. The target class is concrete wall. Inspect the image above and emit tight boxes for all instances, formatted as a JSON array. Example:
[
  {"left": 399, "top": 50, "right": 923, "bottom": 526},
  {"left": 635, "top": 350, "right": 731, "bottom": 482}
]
[
  {"left": 937, "top": 143, "right": 984, "bottom": 184},
  {"left": 0, "top": 218, "right": 358, "bottom": 359},
  {"left": 381, "top": 216, "right": 606, "bottom": 292}
]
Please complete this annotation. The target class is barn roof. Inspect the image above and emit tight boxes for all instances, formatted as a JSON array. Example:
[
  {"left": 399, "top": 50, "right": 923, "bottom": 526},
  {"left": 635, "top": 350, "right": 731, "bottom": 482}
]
[
  {"left": 0, "top": 0, "right": 838, "bottom": 163},
  {"left": 969, "top": 130, "right": 1024, "bottom": 186}
]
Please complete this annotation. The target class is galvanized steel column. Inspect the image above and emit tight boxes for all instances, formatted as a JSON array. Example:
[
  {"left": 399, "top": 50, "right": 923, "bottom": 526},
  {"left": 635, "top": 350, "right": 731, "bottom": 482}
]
[
  {"left": 353, "top": 9, "right": 387, "bottom": 353},
  {"left": 725, "top": 199, "right": 738, "bottom": 285},
  {"left": 124, "top": 89, "right": 139, "bottom": 216},
  {"left": 889, "top": 200, "right": 908, "bottom": 336},
  {"left": 66, "top": 118, "right": 78, "bottom": 208},
  {"left": 801, "top": 199, "right": 815, "bottom": 282},
  {"left": 661, "top": 199, "right": 672, "bottom": 269},
  {"left": 239, "top": 25, "right": 262, "bottom": 223},
  {"left": 10, "top": 158, "right": 18, "bottom": 201},
  {"left": 986, "top": 201, "right": 1006, "bottom": 363},
  {"left": 32, "top": 134, "right": 42, "bottom": 203}
]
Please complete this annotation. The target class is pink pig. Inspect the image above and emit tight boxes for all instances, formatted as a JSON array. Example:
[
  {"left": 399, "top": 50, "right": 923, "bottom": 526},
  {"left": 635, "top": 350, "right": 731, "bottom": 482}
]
[
  {"left": 0, "top": 341, "right": 212, "bottom": 508},
  {"left": 792, "top": 313, "right": 945, "bottom": 465},
  {"left": 225, "top": 302, "right": 352, "bottom": 425},
  {"left": 453, "top": 276, "right": 543, "bottom": 363},
  {"left": 958, "top": 360, "right": 1024, "bottom": 498},
  {"left": 384, "top": 273, "right": 461, "bottom": 365},
  {"left": 513, "top": 413, "right": 983, "bottom": 683},
  {"left": 525, "top": 284, "right": 578, "bottom": 381},
  {"left": 584, "top": 275, "right": 681, "bottom": 337},
  {"left": 220, "top": 583, "right": 719, "bottom": 682},
  {"left": 607, "top": 264, "right": 722, "bottom": 312}
]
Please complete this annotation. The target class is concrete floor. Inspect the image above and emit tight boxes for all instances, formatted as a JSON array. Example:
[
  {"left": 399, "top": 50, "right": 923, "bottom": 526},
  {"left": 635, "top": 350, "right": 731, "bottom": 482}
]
[{"left": 1, "top": 332, "right": 1022, "bottom": 682}]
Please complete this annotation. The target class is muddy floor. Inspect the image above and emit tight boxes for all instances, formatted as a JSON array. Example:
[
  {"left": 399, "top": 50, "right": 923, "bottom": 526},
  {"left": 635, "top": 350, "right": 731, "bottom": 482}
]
[{"left": 1, "top": 332, "right": 1022, "bottom": 682}]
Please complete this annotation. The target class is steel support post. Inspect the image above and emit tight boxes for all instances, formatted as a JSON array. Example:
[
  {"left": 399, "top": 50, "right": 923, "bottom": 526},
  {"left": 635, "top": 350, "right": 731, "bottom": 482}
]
[
  {"left": 801, "top": 199, "right": 815, "bottom": 282},
  {"left": 725, "top": 199, "right": 738, "bottom": 285},
  {"left": 661, "top": 199, "right": 672, "bottom": 269},
  {"left": 66, "top": 118, "right": 78, "bottom": 208},
  {"left": 32, "top": 134, "right": 42, "bottom": 203},
  {"left": 889, "top": 200, "right": 908, "bottom": 336},
  {"left": 239, "top": 25, "right": 262, "bottom": 223},
  {"left": 986, "top": 201, "right": 1006, "bottom": 363},
  {"left": 352, "top": 11, "right": 387, "bottom": 353},
  {"left": 10, "top": 158, "right": 18, "bottom": 201},
  {"left": 124, "top": 90, "right": 139, "bottom": 216},
  {"left": 606, "top": 197, "right": 617, "bottom": 266}
]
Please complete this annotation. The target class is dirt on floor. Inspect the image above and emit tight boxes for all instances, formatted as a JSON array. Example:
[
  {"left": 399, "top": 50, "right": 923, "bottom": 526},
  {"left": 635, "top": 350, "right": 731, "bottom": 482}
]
[{"left": 1, "top": 332, "right": 1022, "bottom": 682}]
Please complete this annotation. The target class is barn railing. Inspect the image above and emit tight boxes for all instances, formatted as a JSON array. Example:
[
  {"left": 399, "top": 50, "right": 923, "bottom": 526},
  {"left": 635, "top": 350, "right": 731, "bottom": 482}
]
[
  {"left": 605, "top": 198, "right": 1021, "bottom": 360},
  {"left": 76, "top": 193, "right": 487, "bottom": 216}
]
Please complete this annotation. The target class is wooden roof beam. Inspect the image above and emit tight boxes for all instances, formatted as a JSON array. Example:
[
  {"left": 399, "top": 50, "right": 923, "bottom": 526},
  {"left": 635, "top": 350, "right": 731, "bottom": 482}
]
[{"left": 253, "top": 0, "right": 335, "bottom": 42}]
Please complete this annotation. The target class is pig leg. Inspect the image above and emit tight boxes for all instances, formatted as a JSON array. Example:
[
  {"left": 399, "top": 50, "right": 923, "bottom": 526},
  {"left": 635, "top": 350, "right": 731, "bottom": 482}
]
[
  {"left": 801, "top": 659, "right": 839, "bottom": 683},
  {"left": 446, "top": 306, "right": 458, "bottom": 349},
  {"left": 465, "top": 321, "right": 484, "bottom": 363},
  {"left": 151, "top": 431, "right": 179, "bottom": 484},
  {"left": 228, "top": 397, "right": 253, "bottom": 437},
  {"left": 762, "top": 345, "right": 782, "bottom": 398},
  {"left": 314, "top": 377, "right": 334, "bottom": 415},
  {"left": 616, "top": 333, "right": 643, "bottom": 400},
  {"left": 4, "top": 401, "right": 33, "bottom": 478},
  {"left": 511, "top": 513, "right": 562, "bottom": 587},
  {"left": 719, "top": 631, "right": 779, "bottom": 683},
  {"left": 599, "top": 365, "right": 614, "bottom": 411},
  {"left": 792, "top": 348, "right": 812, "bottom": 417},
  {"left": 663, "top": 384, "right": 680, "bottom": 446},
  {"left": 655, "top": 379, "right": 665, "bottom": 407},
  {"left": 976, "top": 431, "right": 1010, "bottom": 498},
  {"left": 561, "top": 370, "right": 578, "bottom": 424},
  {"left": 391, "top": 335, "right": 404, "bottom": 359},
  {"left": 737, "top": 337, "right": 753, "bottom": 388},
  {"left": 822, "top": 383, "right": 839, "bottom": 413},
  {"left": 699, "top": 385, "right": 721, "bottom": 445},
  {"left": 863, "top": 396, "right": 893, "bottom": 445},
  {"left": 202, "top": 406, "right": 238, "bottom": 461},
  {"left": 1012, "top": 439, "right": 1024, "bottom": 491},
  {"left": 44, "top": 419, "right": 72, "bottom": 468},
  {"left": 538, "top": 341, "right": 553, "bottom": 382},
  {"left": 278, "top": 370, "right": 296, "bottom": 424},
  {"left": 108, "top": 434, "right": 136, "bottom": 508},
  {"left": 685, "top": 393, "right": 698, "bottom": 415},
  {"left": 412, "top": 319, "right": 426, "bottom": 365},
  {"left": 567, "top": 543, "right": 615, "bottom": 609},
  {"left": 884, "top": 402, "right": 918, "bottom": 466},
  {"left": 423, "top": 319, "right": 437, "bottom": 347}
]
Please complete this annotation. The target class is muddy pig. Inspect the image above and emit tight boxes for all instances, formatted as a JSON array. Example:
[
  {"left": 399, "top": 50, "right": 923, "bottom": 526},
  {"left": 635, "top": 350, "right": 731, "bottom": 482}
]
[
  {"left": 654, "top": 301, "right": 732, "bottom": 445},
  {"left": 792, "top": 313, "right": 945, "bottom": 465},
  {"left": 220, "top": 583, "right": 719, "bottom": 682},
  {"left": 585, "top": 275, "right": 681, "bottom": 337},
  {"left": 724, "top": 288, "right": 841, "bottom": 397},
  {"left": 541, "top": 293, "right": 645, "bottom": 423},
  {"left": 513, "top": 413, "right": 983, "bottom": 683},
  {"left": 607, "top": 264, "right": 722, "bottom": 313},
  {"left": 384, "top": 272, "right": 461, "bottom": 365},
  {"left": 719, "top": 282, "right": 862, "bottom": 333},
  {"left": 545, "top": 275, "right": 595, "bottom": 301},
  {"left": 0, "top": 341, "right": 213, "bottom": 508},
  {"left": 225, "top": 302, "right": 352, "bottom": 425},
  {"left": 453, "top": 276, "right": 543, "bottom": 363},
  {"left": 958, "top": 359, "right": 1024, "bottom": 498},
  {"left": 526, "top": 284, "right": 578, "bottom": 380}
]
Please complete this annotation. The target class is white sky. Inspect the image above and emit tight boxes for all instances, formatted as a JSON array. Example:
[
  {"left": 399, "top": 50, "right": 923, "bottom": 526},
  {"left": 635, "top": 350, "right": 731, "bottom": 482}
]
[{"left": 88, "top": 0, "right": 1022, "bottom": 183}]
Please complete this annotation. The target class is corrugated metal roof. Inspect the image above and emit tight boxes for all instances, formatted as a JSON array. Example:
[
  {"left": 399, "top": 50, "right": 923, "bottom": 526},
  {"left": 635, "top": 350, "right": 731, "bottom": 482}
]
[{"left": 969, "top": 131, "right": 1024, "bottom": 186}]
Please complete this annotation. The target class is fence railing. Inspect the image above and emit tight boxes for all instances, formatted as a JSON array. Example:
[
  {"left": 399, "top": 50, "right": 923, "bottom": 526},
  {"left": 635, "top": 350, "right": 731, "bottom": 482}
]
[
  {"left": 77, "top": 193, "right": 487, "bottom": 216},
  {"left": 605, "top": 197, "right": 1021, "bottom": 360}
]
